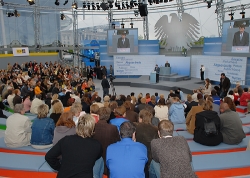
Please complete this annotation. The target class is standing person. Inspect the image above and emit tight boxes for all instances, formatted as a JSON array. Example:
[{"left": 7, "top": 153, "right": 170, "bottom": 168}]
[
  {"left": 106, "top": 122, "right": 148, "bottom": 178},
  {"left": 232, "top": 25, "right": 249, "bottom": 46},
  {"left": 154, "top": 64, "right": 160, "bottom": 83},
  {"left": 200, "top": 65, "right": 205, "bottom": 81},
  {"left": 110, "top": 65, "right": 113, "bottom": 75},
  {"left": 101, "top": 75, "right": 110, "bottom": 98},
  {"left": 219, "top": 73, "right": 231, "bottom": 98},
  {"left": 164, "top": 61, "right": 170, "bottom": 67}
]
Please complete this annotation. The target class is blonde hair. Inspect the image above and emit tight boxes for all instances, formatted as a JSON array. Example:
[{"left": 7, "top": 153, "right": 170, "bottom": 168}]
[
  {"left": 158, "top": 120, "right": 174, "bottom": 136},
  {"left": 76, "top": 114, "right": 95, "bottom": 138},
  {"left": 52, "top": 101, "right": 64, "bottom": 114},
  {"left": 90, "top": 104, "right": 99, "bottom": 114},
  {"left": 203, "top": 100, "right": 213, "bottom": 111},
  {"left": 37, "top": 104, "right": 49, "bottom": 118},
  {"left": 139, "top": 109, "right": 152, "bottom": 124},
  {"left": 187, "top": 94, "right": 192, "bottom": 102},
  {"left": 52, "top": 94, "right": 59, "bottom": 101},
  {"left": 70, "top": 102, "right": 82, "bottom": 116}
]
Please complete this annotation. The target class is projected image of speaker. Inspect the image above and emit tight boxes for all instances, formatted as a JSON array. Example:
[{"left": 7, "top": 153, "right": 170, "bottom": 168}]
[{"left": 138, "top": 4, "right": 148, "bottom": 17}]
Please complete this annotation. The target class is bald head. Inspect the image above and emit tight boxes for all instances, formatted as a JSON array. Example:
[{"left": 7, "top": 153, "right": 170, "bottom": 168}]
[{"left": 220, "top": 103, "right": 230, "bottom": 113}]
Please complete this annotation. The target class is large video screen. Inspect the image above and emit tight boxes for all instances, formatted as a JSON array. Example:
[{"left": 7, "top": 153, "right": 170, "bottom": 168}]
[
  {"left": 107, "top": 28, "right": 138, "bottom": 55},
  {"left": 222, "top": 18, "right": 250, "bottom": 57}
]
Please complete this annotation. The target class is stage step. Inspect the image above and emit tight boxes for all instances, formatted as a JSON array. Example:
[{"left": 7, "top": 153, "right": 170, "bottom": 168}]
[{"left": 159, "top": 75, "right": 191, "bottom": 82}]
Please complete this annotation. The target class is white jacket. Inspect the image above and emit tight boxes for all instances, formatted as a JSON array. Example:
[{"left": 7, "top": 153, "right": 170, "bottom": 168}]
[
  {"left": 30, "top": 98, "right": 44, "bottom": 114},
  {"left": 154, "top": 105, "right": 169, "bottom": 121},
  {"left": 5, "top": 113, "right": 32, "bottom": 148},
  {"left": 7, "top": 94, "right": 15, "bottom": 109}
]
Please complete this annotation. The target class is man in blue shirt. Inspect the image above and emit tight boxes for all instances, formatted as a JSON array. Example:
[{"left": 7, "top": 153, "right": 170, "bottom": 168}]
[
  {"left": 106, "top": 122, "right": 148, "bottom": 178},
  {"left": 109, "top": 106, "right": 128, "bottom": 131}
]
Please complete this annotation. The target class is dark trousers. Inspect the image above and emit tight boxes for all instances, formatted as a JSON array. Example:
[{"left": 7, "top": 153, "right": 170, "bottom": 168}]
[
  {"left": 200, "top": 71, "right": 204, "bottom": 80},
  {"left": 156, "top": 74, "right": 159, "bottom": 83},
  {"left": 103, "top": 88, "right": 109, "bottom": 98}
]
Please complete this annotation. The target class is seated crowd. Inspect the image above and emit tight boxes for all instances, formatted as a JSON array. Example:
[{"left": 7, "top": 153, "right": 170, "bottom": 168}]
[{"left": 1, "top": 62, "right": 250, "bottom": 178}]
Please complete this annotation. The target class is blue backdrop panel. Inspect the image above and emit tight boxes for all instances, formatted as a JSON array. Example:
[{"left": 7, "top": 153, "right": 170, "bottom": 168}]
[{"left": 203, "top": 37, "right": 222, "bottom": 56}]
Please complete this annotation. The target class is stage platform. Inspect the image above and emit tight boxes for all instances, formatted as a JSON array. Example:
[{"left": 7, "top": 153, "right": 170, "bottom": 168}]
[{"left": 113, "top": 76, "right": 204, "bottom": 94}]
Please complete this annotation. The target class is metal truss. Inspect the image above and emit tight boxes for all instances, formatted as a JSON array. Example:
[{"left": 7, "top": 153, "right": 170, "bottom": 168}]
[
  {"left": 176, "top": 0, "right": 184, "bottom": 21},
  {"left": 72, "top": 10, "right": 79, "bottom": 68},
  {"left": 108, "top": 8, "right": 113, "bottom": 29},
  {"left": 215, "top": 0, "right": 224, "bottom": 37},
  {"left": 34, "top": 0, "right": 40, "bottom": 48},
  {"left": 143, "top": 16, "right": 149, "bottom": 40},
  {"left": 223, "top": 3, "right": 250, "bottom": 12}
]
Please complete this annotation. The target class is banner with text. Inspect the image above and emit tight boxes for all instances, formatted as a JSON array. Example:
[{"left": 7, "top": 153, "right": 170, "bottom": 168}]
[
  {"left": 12, "top": 47, "right": 29, "bottom": 57},
  {"left": 114, "top": 55, "right": 163, "bottom": 75},
  {"left": 191, "top": 55, "right": 247, "bottom": 84}
]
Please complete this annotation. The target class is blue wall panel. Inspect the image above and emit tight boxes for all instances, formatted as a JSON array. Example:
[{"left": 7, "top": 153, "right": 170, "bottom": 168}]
[{"left": 203, "top": 37, "right": 222, "bottom": 56}]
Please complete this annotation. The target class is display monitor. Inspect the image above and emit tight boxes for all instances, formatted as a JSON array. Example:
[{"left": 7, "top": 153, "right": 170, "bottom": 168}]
[
  {"left": 107, "top": 28, "right": 139, "bottom": 55},
  {"left": 221, "top": 18, "right": 250, "bottom": 57}
]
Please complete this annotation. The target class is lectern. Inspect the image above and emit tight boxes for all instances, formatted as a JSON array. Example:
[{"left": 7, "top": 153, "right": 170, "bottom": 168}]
[
  {"left": 150, "top": 72, "right": 156, "bottom": 84},
  {"left": 159, "top": 67, "right": 171, "bottom": 75}
]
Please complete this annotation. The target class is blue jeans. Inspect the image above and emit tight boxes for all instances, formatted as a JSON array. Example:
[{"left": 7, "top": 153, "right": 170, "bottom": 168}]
[
  {"left": 149, "top": 160, "right": 160, "bottom": 178},
  {"left": 93, "top": 157, "right": 104, "bottom": 178},
  {"left": 220, "top": 90, "right": 227, "bottom": 98}
]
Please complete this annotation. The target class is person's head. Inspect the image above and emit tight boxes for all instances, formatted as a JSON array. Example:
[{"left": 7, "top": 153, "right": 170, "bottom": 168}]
[
  {"left": 203, "top": 100, "right": 213, "bottom": 111},
  {"left": 155, "top": 92, "right": 158, "bottom": 97},
  {"left": 228, "top": 90, "right": 234, "bottom": 95},
  {"left": 131, "top": 92, "right": 135, "bottom": 96},
  {"left": 198, "top": 99, "right": 205, "bottom": 107},
  {"left": 56, "top": 111, "right": 75, "bottom": 128},
  {"left": 14, "top": 89, "right": 21, "bottom": 96},
  {"left": 243, "top": 87, "right": 248, "bottom": 92},
  {"left": 70, "top": 102, "right": 82, "bottom": 117},
  {"left": 157, "top": 98, "right": 166, "bottom": 106},
  {"left": 36, "top": 94, "right": 42, "bottom": 100},
  {"left": 23, "top": 94, "right": 30, "bottom": 101},
  {"left": 119, "top": 121, "right": 136, "bottom": 139},
  {"left": 211, "top": 89, "right": 217, "bottom": 96},
  {"left": 220, "top": 102, "right": 230, "bottom": 113},
  {"left": 36, "top": 81, "right": 41, "bottom": 86},
  {"left": 121, "top": 33, "right": 126, "bottom": 39},
  {"left": 233, "top": 88, "right": 238, "bottom": 94},
  {"left": 52, "top": 94, "right": 59, "bottom": 101},
  {"left": 52, "top": 100, "right": 64, "bottom": 114},
  {"left": 158, "top": 120, "right": 174, "bottom": 137},
  {"left": 145, "top": 93, "right": 150, "bottom": 99},
  {"left": 221, "top": 73, "right": 226, "bottom": 79},
  {"left": 37, "top": 104, "right": 49, "bottom": 118},
  {"left": 102, "top": 75, "right": 106, "bottom": 79},
  {"left": 239, "top": 25, "right": 245, "bottom": 33},
  {"left": 95, "top": 96, "right": 102, "bottom": 103},
  {"left": 104, "top": 95, "right": 110, "bottom": 102},
  {"left": 201, "top": 65, "right": 204, "bottom": 67},
  {"left": 187, "top": 94, "right": 192, "bottom": 102},
  {"left": 223, "top": 96, "right": 236, "bottom": 111},
  {"left": 98, "top": 107, "right": 111, "bottom": 121},
  {"left": 205, "top": 78, "right": 210, "bottom": 84},
  {"left": 67, "top": 98, "right": 75, "bottom": 107},
  {"left": 151, "top": 95, "right": 156, "bottom": 103},
  {"left": 172, "top": 96, "right": 180, "bottom": 103},
  {"left": 144, "top": 104, "right": 155, "bottom": 116},
  {"left": 155, "top": 64, "right": 158, "bottom": 68},
  {"left": 140, "top": 97, "right": 146, "bottom": 104},
  {"left": 76, "top": 114, "right": 95, "bottom": 138},
  {"left": 114, "top": 106, "right": 126, "bottom": 117},
  {"left": 139, "top": 109, "right": 153, "bottom": 124},
  {"left": 14, "top": 104, "right": 25, "bottom": 115},
  {"left": 122, "top": 101, "right": 131, "bottom": 111},
  {"left": 90, "top": 104, "right": 99, "bottom": 114}
]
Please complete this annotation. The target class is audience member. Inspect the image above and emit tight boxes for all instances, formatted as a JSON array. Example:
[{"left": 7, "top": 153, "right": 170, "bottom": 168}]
[
  {"left": 81, "top": 96, "right": 91, "bottom": 113},
  {"left": 106, "top": 122, "right": 148, "bottom": 178},
  {"left": 192, "top": 90, "right": 198, "bottom": 102},
  {"left": 31, "top": 104, "right": 55, "bottom": 149},
  {"left": 233, "top": 88, "right": 240, "bottom": 105},
  {"left": 90, "top": 104, "right": 100, "bottom": 123},
  {"left": 30, "top": 94, "right": 44, "bottom": 114},
  {"left": 13, "top": 89, "right": 22, "bottom": 106},
  {"left": 136, "top": 97, "right": 147, "bottom": 113},
  {"left": 201, "top": 78, "right": 212, "bottom": 95},
  {"left": 134, "top": 109, "right": 158, "bottom": 178},
  {"left": 6, "top": 89, "right": 15, "bottom": 109},
  {"left": 194, "top": 101, "right": 223, "bottom": 146},
  {"left": 109, "top": 106, "right": 128, "bottom": 131},
  {"left": 131, "top": 92, "right": 136, "bottom": 105},
  {"left": 154, "top": 98, "right": 168, "bottom": 121},
  {"left": 223, "top": 96, "right": 236, "bottom": 111},
  {"left": 148, "top": 95, "right": 157, "bottom": 108},
  {"left": 219, "top": 103, "right": 245, "bottom": 145},
  {"left": 150, "top": 120, "right": 197, "bottom": 178},
  {"left": 109, "top": 101, "right": 118, "bottom": 122},
  {"left": 63, "top": 98, "right": 75, "bottom": 112},
  {"left": 211, "top": 89, "right": 221, "bottom": 105},
  {"left": 240, "top": 88, "right": 250, "bottom": 106},
  {"left": 169, "top": 96, "right": 185, "bottom": 124},
  {"left": 93, "top": 107, "right": 120, "bottom": 176},
  {"left": 50, "top": 100, "right": 64, "bottom": 124},
  {"left": 206, "top": 96, "right": 220, "bottom": 115},
  {"left": 4, "top": 104, "right": 32, "bottom": 148},
  {"left": 227, "top": 90, "right": 234, "bottom": 101},
  {"left": 123, "top": 101, "right": 138, "bottom": 122},
  {"left": 186, "top": 99, "right": 205, "bottom": 134},
  {"left": 144, "top": 105, "right": 160, "bottom": 127},
  {"left": 23, "top": 94, "right": 31, "bottom": 113},
  {"left": 93, "top": 96, "right": 104, "bottom": 108},
  {"left": 103, "top": 95, "right": 110, "bottom": 107},
  {"left": 52, "top": 111, "right": 76, "bottom": 145},
  {"left": 70, "top": 102, "right": 83, "bottom": 125},
  {"left": 45, "top": 114, "right": 102, "bottom": 178},
  {"left": 145, "top": 93, "right": 151, "bottom": 103},
  {"left": 184, "top": 94, "right": 198, "bottom": 117}
]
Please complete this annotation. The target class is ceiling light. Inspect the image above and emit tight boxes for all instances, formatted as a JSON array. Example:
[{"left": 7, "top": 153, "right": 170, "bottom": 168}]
[
  {"left": 96, "top": 3, "right": 100, "bottom": 10},
  {"left": 14, "top": 10, "right": 20, "bottom": 17},
  {"left": 240, "top": 11, "right": 245, "bottom": 19},
  {"left": 27, "top": 0, "right": 35, "bottom": 5},
  {"left": 72, "top": 1, "right": 78, "bottom": 9},
  {"left": 228, "top": 11, "right": 234, "bottom": 20},
  {"left": 87, "top": 2, "right": 90, "bottom": 10},
  {"left": 63, "top": 0, "right": 68, "bottom": 5},
  {"left": 92, "top": 2, "right": 96, "bottom": 10},
  {"left": 60, "top": 13, "right": 66, "bottom": 20},
  {"left": 55, "top": 0, "right": 60, "bottom": 5}
]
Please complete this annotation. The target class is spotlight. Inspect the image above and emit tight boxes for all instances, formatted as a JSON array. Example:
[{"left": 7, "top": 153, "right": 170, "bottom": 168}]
[
  {"left": 130, "top": 0, "right": 134, "bottom": 8},
  {"left": 55, "top": 0, "right": 60, "bottom": 5},
  {"left": 134, "top": 1, "right": 138, "bottom": 6},
  {"left": 60, "top": 13, "right": 66, "bottom": 20},
  {"left": 121, "top": 23, "right": 124, "bottom": 28},
  {"left": 134, "top": 10, "right": 139, "bottom": 17},
  {"left": 109, "top": 2, "right": 113, "bottom": 8},
  {"left": 160, "top": 0, "right": 163, "bottom": 3},
  {"left": 96, "top": 3, "right": 100, "bottom": 10},
  {"left": 112, "top": 23, "right": 115, "bottom": 29},
  {"left": 27, "top": 0, "right": 35, "bottom": 5},
  {"left": 164, "top": 0, "right": 168, "bottom": 2},
  {"left": 72, "top": 1, "right": 78, "bottom": 9},
  {"left": 122, "top": 2, "right": 125, "bottom": 9},
  {"left": 126, "top": 2, "right": 130, "bottom": 9},
  {"left": 63, "top": 0, "right": 68, "bottom": 5},
  {"left": 228, "top": 11, "right": 234, "bottom": 20},
  {"left": 240, "top": 11, "right": 245, "bottom": 19},
  {"left": 6, "top": 12, "right": 14, "bottom": 17},
  {"left": 0, "top": 0, "right": 4, "bottom": 6},
  {"left": 115, "top": 2, "right": 121, "bottom": 9},
  {"left": 206, "top": 0, "right": 212, "bottom": 8},
  {"left": 148, "top": 0, "right": 153, "bottom": 5},
  {"left": 92, "top": 2, "right": 96, "bottom": 10},
  {"left": 83, "top": 1, "right": 86, "bottom": 8},
  {"left": 14, "top": 10, "right": 20, "bottom": 17},
  {"left": 155, "top": 0, "right": 159, "bottom": 4},
  {"left": 130, "top": 22, "right": 133, "bottom": 28},
  {"left": 87, "top": 2, "right": 90, "bottom": 10}
]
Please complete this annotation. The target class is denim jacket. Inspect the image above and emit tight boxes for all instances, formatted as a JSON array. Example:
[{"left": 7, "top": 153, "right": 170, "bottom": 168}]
[{"left": 31, "top": 117, "right": 55, "bottom": 145}]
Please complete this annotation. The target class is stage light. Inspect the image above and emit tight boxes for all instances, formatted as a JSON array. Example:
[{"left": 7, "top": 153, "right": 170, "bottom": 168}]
[
  {"left": 159, "top": 0, "right": 163, "bottom": 3},
  {"left": 164, "top": 0, "right": 168, "bottom": 2},
  {"left": 63, "top": 0, "right": 68, "bottom": 5},
  {"left": 83, "top": 1, "right": 86, "bottom": 8},
  {"left": 6, "top": 12, "right": 14, "bottom": 17},
  {"left": 130, "top": 22, "right": 133, "bottom": 28},
  {"left": 130, "top": 0, "right": 134, "bottom": 8},
  {"left": 92, "top": 2, "right": 96, "bottom": 10},
  {"left": 121, "top": 23, "right": 125, "bottom": 28},
  {"left": 228, "top": 11, "right": 234, "bottom": 20},
  {"left": 126, "top": 2, "right": 130, "bottom": 9},
  {"left": 0, "top": 0, "right": 4, "bottom": 6},
  {"left": 115, "top": 2, "right": 121, "bottom": 10},
  {"left": 148, "top": 0, "right": 153, "bottom": 5},
  {"left": 87, "top": 2, "right": 90, "bottom": 10},
  {"left": 134, "top": 10, "right": 139, "bottom": 17},
  {"left": 55, "top": 0, "right": 59, "bottom": 6},
  {"left": 14, "top": 10, "right": 20, "bottom": 17},
  {"left": 96, "top": 3, "right": 100, "bottom": 10},
  {"left": 155, "top": 0, "right": 159, "bottom": 4},
  {"left": 122, "top": 2, "right": 125, "bottom": 9},
  {"left": 27, "top": 0, "right": 35, "bottom": 5},
  {"left": 72, "top": 1, "right": 78, "bottom": 9},
  {"left": 134, "top": 1, "right": 138, "bottom": 6},
  {"left": 240, "top": 11, "right": 245, "bottom": 19},
  {"left": 206, "top": 0, "right": 212, "bottom": 8},
  {"left": 109, "top": 1, "right": 113, "bottom": 8},
  {"left": 60, "top": 13, "right": 66, "bottom": 20}
]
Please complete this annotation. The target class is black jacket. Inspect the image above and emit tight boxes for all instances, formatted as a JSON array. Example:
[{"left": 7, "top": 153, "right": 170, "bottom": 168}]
[
  {"left": 194, "top": 110, "right": 223, "bottom": 146},
  {"left": 220, "top": 77, "right": 231, "bottom": 92},
  {"left": 101, "top": 78, "right": 110, "bottom": 89}
]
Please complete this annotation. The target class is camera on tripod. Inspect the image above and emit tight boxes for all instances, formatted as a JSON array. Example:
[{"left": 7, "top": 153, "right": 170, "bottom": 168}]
[{"left": 109, "top": 74, "right": 116, "bottom": 82}]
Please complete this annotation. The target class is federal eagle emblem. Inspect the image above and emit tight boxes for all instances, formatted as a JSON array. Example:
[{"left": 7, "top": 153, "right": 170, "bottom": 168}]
[{"left": 155, "top": 13, "right": 200, "bottom": 49}]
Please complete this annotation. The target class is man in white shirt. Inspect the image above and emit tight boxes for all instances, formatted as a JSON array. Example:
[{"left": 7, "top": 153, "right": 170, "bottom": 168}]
[
  {"left": 7, "top": 89, "right": 15, "bottom": 109},
  {"left": 200, "top": 65, "right": 205, "bottom": 80},
  {"left": 30, "top": 94, "right": 44, "bottom": 114}
]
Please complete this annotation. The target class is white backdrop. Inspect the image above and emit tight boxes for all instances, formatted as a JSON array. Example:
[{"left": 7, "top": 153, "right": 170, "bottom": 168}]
[
  {"left": 114, "top": 55, "right": 165, "bottom": 75},
  {"left": 191, "top": 55, "right": 247, "bottom": 84}
]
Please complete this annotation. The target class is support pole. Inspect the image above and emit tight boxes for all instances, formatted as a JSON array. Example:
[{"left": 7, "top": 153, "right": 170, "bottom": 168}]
[{"left": 215, "top": 0, "right": 224, "bottom": 37}]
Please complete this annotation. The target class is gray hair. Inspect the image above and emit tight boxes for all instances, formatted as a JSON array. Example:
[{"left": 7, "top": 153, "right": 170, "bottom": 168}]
[{"left": 14, "top": 104, "right": 24, "bottom": 113}]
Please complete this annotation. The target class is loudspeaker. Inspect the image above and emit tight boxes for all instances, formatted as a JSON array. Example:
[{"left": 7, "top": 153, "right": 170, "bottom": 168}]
[{"left": 138, "top": 4, "right": 148, "bottom": 17}]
